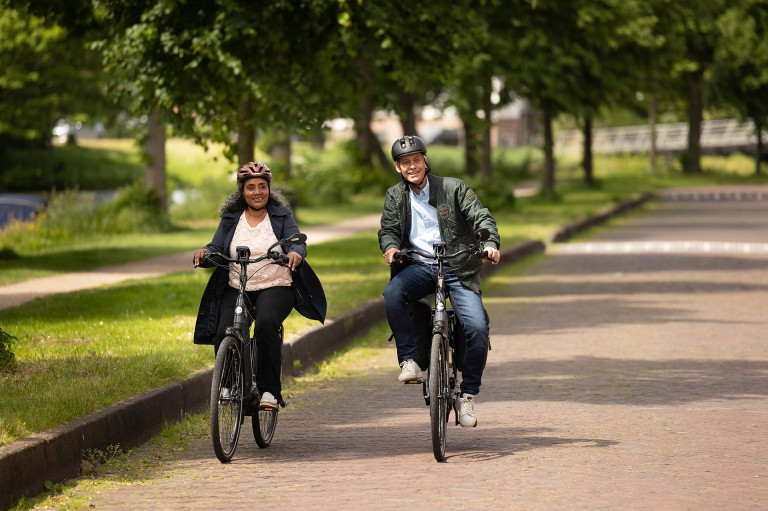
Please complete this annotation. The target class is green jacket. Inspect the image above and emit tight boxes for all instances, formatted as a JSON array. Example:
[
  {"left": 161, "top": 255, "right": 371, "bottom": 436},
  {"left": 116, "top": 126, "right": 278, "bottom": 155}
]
[{"left": 378, "top": 173, "right": 500, "bottom": 293}]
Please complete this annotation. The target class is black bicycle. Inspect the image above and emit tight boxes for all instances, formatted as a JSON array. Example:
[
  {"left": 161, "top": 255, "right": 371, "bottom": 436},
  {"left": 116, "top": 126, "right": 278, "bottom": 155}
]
[
  {"left": 394, "top": 229, "right": 490, "bottom": 462},
  {"left": 201, "top": 233, "right": 306, "bottom": 463}
]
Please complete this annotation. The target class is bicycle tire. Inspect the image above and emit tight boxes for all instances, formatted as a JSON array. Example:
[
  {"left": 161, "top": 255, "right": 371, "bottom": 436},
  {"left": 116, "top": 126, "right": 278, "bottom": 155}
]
[
  {"left": 252, "top": 407, "right": 278, "bottom": 448},
  {"left": 210, "top": 336, "right": 243, "bottom": 463},
  {"left": 429, "top": 332, "right": 448, "bottom": 462}
]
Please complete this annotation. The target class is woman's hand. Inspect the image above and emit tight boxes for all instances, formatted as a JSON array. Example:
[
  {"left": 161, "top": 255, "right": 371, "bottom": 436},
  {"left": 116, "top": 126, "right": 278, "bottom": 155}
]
[
  {"left": 286, "top": 251, "right": 303, "bottom": 271},
  {"left": 193, "top": 249, "right": 209, "bottom": 267}
]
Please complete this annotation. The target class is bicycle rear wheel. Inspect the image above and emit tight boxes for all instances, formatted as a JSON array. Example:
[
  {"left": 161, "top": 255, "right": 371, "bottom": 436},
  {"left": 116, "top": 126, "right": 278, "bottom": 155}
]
[
  {"left": 252, "top": 407, "right": 278, "bottom": 448},
  {"left": 429, "top": 333, "right": 448, "bottom": 462},
  {"left": 210, "top": 336, "right": 243, "bottom": 463}
]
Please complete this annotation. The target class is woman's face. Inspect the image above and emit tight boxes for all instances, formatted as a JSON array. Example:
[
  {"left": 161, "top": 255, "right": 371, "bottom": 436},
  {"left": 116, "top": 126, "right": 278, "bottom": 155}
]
[{"left": 243, "top": 177, "right": 269, "bottom": 210}]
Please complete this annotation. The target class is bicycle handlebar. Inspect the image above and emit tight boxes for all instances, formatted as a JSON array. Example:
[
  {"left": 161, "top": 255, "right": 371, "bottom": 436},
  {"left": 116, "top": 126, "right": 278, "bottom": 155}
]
[
  {"left": 202, "top": 250, "right": 288, "bottom": 267},
  {"left": 393, "top": 245, "right": 488, "bottom": 263}
]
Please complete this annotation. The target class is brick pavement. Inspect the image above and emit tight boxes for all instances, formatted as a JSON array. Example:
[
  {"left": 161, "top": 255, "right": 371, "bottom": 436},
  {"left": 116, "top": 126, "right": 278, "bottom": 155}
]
[{"left": 36, "top": 193, "right": 768, "bottom": 510}]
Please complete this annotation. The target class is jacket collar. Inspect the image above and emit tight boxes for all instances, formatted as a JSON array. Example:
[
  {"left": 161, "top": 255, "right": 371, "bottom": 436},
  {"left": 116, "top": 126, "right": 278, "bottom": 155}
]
[{"left": 222, "top": 202, "right": 289, "bottom": 220}]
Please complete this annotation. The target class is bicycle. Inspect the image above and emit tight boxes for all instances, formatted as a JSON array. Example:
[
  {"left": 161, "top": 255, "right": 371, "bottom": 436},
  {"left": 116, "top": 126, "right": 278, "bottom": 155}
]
[
  {"left": 200, "top": 233, "right": 306, "bottom": 463},
  {"left": 393, "top": 228, "right": 490, "bottom": 462}
]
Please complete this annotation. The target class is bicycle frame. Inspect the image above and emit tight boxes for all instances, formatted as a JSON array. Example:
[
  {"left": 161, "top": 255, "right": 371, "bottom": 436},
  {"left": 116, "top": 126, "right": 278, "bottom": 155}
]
[
  {"left": 393, "top": 229, "right": 490, "bottom": 461},
  {"left": 203, "top": 232, "right": 305, "bottom": 461}
]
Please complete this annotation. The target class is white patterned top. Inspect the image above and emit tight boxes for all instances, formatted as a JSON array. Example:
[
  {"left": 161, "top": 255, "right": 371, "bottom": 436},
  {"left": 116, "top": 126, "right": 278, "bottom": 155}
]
[{"left": 228, "top": 212, "right": 293, "bottom": 291}]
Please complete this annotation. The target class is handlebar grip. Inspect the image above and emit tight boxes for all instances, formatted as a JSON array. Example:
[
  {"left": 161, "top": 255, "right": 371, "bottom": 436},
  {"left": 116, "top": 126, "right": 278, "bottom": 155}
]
[
  {"left": 393, "top": 251, "right": 402, "bottom": 261},
  {"left": 269, "top": 251, "right": 289, "bottom": 264}
]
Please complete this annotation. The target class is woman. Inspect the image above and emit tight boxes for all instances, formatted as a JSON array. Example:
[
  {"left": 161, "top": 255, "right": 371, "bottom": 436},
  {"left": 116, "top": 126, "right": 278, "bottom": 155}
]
[{"left": 193, "top": 161, "right": 326, "bottom": 409}]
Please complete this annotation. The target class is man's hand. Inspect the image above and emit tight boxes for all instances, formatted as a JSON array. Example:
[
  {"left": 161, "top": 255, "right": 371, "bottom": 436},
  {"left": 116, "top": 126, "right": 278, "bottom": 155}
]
[
  {"left": 483, "top": 247, "right": 500, "bottom": 264},
  {"left": 383, "top": 247, "right": 401, "bottom": 265}
]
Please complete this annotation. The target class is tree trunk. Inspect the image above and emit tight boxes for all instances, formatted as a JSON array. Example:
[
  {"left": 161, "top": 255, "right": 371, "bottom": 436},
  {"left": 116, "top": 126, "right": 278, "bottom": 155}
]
[
  {"left": 355, "top": 58, "right": 376, "bottom": 167},
  {"left": 270, "top": 134, "right": 292, "bottom": 178},
  {"left": 649, "top": 65, "right": 658, "bottom": 173},
  {"left": 398, "top": 89, "right": 417, "bottom": 136},
  {"left": 756, "top": 121, "right": 764, "bottom": 176},
  {"left": 686, "top": 67, "right": 704, "bottom": 174},
  {"left": 463, "top": 119, "right": 478, "bottom": 177},
  {"left": 542, "top": 110, "right": 556, "bottom": 198},
  {"left": 368, "top": 123, "right": 391, "bottom": 168},
  {"left": 481, "top": 84, "right": 493, "bottom": 179},
  {"left": 313, "top": 126, "right": 325, "bottom": 149},
  {"left": 144, "top": 110, "right": 167, "bottom": 214},
  {"left": 237, "top": 96, "right": 255, "bottom": 166},
  {"left": 582, "top": 115, "right": 594, "bottom": 187}
]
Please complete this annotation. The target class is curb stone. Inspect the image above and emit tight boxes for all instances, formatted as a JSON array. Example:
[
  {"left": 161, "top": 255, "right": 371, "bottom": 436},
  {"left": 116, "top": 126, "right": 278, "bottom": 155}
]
[{"left": 1, "top": 192, "right": 648, "bottom": 508}]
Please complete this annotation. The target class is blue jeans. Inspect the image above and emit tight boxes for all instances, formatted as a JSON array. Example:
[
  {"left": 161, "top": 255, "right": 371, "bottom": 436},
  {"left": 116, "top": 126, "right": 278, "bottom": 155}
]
[{"left": 383, "top": 263, "right": 489, "bottom": 396}]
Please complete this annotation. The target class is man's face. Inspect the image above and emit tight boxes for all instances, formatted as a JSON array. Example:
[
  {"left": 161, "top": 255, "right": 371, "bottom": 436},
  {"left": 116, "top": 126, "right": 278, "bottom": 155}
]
[{"left": 395, "top": 153, "right": 427, "bottom": 187}]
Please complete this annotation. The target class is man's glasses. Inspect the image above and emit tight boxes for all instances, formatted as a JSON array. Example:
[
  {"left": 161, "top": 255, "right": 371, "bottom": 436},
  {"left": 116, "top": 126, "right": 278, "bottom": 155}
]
[{"left": 398, "top": 155, "right": 424, "bottom": 168}]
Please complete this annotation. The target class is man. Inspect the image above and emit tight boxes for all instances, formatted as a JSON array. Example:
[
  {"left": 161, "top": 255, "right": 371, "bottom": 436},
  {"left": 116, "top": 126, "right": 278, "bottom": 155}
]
[{"left": 379, "top": 135, "right": 500, "bottom": 427}]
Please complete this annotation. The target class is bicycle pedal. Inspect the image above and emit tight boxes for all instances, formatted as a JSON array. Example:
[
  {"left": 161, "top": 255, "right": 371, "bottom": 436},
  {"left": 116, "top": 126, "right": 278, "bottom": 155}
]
[
  {"left": 402, "top": 378, "right": 424, "bottom": 385},
  {"left": 259, "top": 405, "right": 278, "bottom": 411}
]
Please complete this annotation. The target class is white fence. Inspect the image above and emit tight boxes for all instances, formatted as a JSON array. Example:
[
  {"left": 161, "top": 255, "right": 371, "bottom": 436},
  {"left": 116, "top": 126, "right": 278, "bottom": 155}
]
[{"left": 556, "top": 119, "right": 762, "bottom": 154}]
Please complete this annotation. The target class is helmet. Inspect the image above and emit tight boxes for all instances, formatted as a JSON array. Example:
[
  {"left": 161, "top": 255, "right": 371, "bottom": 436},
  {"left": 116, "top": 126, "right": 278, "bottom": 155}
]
[
  {"left": 391, "top": 136, "right": 427, "bottom": 162},
  {"left": 237, "top": 161, "right": 272, "bottom": 182}
]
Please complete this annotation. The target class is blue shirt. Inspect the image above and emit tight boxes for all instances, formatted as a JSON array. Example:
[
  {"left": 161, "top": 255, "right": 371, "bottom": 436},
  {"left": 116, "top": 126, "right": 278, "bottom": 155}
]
[{"left": 409, "top": 180, "right": 441, "bottom": 262}]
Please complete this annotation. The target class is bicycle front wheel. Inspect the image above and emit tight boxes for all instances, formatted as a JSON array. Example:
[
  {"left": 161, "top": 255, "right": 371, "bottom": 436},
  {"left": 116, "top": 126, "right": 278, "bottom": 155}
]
[
  {"left": 429, "top": 333, "right": 448, "bottom": 462},
  {"left": 210, "top": 336, "right": 243, "bottom": 463},
  {"left": 252, "top": 406, "right": 278, "bottom": 448}
]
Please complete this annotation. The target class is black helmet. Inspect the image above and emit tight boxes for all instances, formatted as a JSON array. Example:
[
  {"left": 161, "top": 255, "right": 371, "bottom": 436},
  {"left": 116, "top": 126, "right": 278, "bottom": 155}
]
[{"left": 391, "top": 135, "right": 427, "bottom": 162}]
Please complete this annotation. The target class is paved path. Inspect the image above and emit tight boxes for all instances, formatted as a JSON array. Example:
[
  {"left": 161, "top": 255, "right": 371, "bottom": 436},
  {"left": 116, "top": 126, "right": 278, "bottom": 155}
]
[
  {"left": 0, "top": 214, "right": 382, "bottom": 310},
  {"left": 60, "top": 192, "right": 768, "bottom": 510}
]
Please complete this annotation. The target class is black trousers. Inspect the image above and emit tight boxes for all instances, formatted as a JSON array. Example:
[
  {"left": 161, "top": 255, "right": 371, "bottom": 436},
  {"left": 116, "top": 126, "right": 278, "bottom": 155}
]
[{"left": 216, "top": 285, "right": 295, "bottom": 398}]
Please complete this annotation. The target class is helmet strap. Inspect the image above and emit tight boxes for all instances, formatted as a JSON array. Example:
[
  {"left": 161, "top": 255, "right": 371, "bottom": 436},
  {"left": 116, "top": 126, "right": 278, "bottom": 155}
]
[{"left": 404, "top": 173, "right": 428, "bottom": 193}]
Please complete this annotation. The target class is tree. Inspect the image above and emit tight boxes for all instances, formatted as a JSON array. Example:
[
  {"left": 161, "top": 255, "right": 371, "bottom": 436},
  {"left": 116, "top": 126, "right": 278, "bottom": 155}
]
[
  {"left": 89, "top": 0, "right": 341, "bottom": 204},
  {"left": 662, "top": 0, "right": 726, "bottom": 174},
  {"left": 568, "top": 0, "right": 666, "bottom": 187},
  {"left": 0, "top": 4, "right": 110, "bottom": 146},
  {"left": 710, "top": 0, "right": 768, "bottom": 175},
  {"left": 331, "top": 0, "right": 483, "bottom": 169}
]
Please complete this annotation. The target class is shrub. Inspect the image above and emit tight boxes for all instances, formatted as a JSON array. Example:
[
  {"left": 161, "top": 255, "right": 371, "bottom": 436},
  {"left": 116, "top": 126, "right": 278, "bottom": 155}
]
[
  {"left": 0, "top": 327, "right": 17, "bottom": 370},
  {"left": 290, "top": 142, "right": 390, "bottom": 207},
  {"left": 0, "top": 181, "right": 169, "bottom": 254}
]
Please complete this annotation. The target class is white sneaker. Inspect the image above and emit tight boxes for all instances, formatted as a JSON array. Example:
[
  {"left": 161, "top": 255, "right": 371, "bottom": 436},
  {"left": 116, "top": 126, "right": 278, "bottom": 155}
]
[
  {"left": 397, "top": 359, "right": 422, "bottom": 382},
  {"left": 259, "top": 391, "right": 278, "bottom": 408},
  {"left": 459, "top": 394, "right": 477, "bottom": 427}
]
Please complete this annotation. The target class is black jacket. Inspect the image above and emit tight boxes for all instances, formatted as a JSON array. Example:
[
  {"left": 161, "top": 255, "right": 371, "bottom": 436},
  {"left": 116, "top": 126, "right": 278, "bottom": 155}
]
[{"left": 193, "top": 204, "right": 326, "bottom": 345}]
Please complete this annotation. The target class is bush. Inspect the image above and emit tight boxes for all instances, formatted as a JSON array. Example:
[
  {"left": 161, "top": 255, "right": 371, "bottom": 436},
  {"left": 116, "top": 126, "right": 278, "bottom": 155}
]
[
  {"left": 289, "top": 142, "right": 390, "bottom": 207},
  {"left": 0, "top": 327, "right": 17, "bottom": 370},
  {"left": 0, "top": 181, "right": 168, "bottom": 254}
]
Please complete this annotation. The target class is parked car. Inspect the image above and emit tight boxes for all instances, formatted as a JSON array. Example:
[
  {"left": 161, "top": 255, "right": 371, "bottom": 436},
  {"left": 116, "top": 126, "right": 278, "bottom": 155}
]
[{"left": 0, "top": 194, "right": 46, "bottom": 228}]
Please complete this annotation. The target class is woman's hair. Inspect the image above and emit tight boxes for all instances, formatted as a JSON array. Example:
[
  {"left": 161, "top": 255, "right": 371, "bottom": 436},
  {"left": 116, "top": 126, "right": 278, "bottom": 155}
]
[{"left": 220, "top": 178, "right": 290, "bottom": 214}]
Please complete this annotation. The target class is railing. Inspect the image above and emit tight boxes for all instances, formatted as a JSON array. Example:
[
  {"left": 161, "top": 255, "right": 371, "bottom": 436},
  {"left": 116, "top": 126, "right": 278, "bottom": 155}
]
[{"left": 556, "top": 119, "right": 763, "bottom": 155}]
